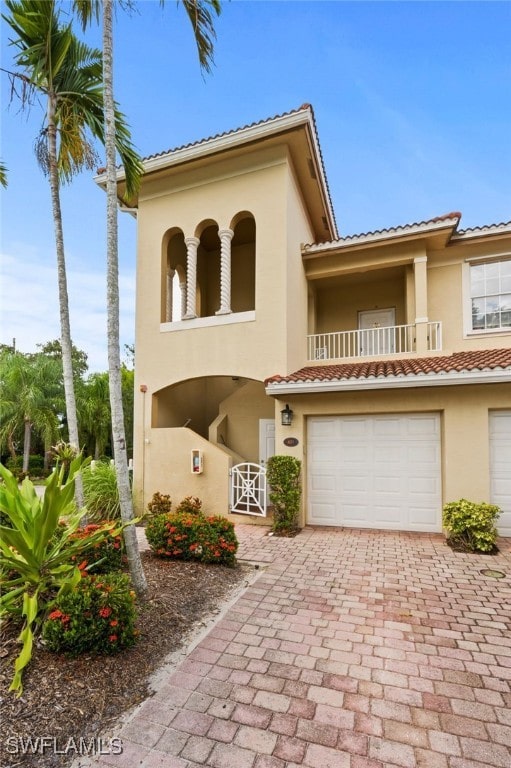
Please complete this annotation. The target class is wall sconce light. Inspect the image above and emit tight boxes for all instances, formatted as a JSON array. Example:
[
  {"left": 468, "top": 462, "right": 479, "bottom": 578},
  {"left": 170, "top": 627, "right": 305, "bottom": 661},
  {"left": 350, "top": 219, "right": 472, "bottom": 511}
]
[{"left": 281, "top": 403, "right": 294, "bottom": 426}]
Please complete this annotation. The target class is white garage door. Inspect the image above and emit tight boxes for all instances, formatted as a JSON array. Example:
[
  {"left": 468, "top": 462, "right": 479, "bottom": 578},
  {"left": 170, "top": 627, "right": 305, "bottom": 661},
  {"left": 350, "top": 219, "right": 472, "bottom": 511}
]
[
  {"left": 490, "top": 410, "right": 511, "bottom": 537},
  {"left": 307, "top": 413, "right": 442, "bottom": 532}
]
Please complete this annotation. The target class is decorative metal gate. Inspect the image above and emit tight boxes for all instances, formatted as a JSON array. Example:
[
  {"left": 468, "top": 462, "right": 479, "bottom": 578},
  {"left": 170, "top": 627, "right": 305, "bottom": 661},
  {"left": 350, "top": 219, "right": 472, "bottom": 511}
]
[{"left": 230, "top": 462, "right": 267, "bottom": 516}]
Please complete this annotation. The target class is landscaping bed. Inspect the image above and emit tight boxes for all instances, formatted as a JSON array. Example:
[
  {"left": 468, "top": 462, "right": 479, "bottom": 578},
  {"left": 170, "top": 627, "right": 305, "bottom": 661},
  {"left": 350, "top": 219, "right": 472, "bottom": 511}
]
[{"left": 0, "top": 550, "right": 251, "bottom": 768}]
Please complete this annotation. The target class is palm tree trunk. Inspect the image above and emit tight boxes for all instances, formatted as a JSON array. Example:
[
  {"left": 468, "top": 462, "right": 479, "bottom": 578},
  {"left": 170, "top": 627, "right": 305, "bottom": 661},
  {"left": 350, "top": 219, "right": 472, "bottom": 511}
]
[
  {"left": 47, "top": 92, "right": 84, "bottom": 508},
  {"left": 7, "top": 431, "right": 17, "bottom": 462},
  {"left": 22, "top": 419, "right": 31, "bottom": 474},
  {"left": 103, "top": 0, "right": 147, "bottom": 598}
]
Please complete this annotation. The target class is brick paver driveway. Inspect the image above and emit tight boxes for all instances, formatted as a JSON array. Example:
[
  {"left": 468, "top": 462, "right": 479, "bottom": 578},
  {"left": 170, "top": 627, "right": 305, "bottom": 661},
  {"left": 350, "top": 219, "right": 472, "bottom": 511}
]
[{"left": 91, "top": 525, "right": 511, "bottom": 768}]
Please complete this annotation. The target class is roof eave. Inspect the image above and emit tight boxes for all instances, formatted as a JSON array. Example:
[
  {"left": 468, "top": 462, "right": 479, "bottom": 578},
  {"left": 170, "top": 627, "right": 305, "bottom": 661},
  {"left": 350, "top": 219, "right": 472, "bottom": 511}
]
[
  {"left": 302, "top": 217, "right": 461, "bottom": 257},
  {"left": 92, "top": 106, "right": 338, "bottom": 239},
  {"left": 265, "top": 368, "right": 511, "bottom": 395}
]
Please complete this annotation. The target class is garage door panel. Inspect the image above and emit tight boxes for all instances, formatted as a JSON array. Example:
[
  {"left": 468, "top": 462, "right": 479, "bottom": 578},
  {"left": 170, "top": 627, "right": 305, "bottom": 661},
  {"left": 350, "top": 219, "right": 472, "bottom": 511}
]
[
  {"left": 344, "top": 475, "right": 370, "bottom": 492},
  {"left": 308, "top": 502, "right": 337, "bottom": 523},
  {"left": 373, "top": 418, "right": 402, "bottom": 437},
  {"left": 408, "top": 476, "right": 439, "bottom": 494},
  {"left": 373, "top": 445, "right": 401, "bottom": 463},
  {"left": 342, "top": 445, "right": 370, "bottom": 464},
  {"left": 490, "top": 414, "right": 511, "bottom": 435},
  {"left": 310, "top": 473, "right": 336, "bottom": 492},
  {"left": 374, "top": 476, "right": 402, "bottom": 493},
  {"left": 309, "top": 442, "right": 338, "bottom": 463},
  {"left": 340, "top": 419, "right": 371, "bottom": 437},
  {"left": 342, "top": 504, "right": 372, "bottom": 524},
  {"left": 493, "top": 478, "right": 511, "bottom": 495},
  {"left": 308, "top": 413, "right": 441, "bottom": 532},
  {"left": 406, "top": 415, "right": 439, "bottom": 437},
  {"left": 372, "top": 505, "right": 402, "bottom": 525},
  {"left": 407, "top": 505, "right": 438, "bottom": 528},
  {"left": 308, "top": 419, "right": 339, "bottom": 439}
]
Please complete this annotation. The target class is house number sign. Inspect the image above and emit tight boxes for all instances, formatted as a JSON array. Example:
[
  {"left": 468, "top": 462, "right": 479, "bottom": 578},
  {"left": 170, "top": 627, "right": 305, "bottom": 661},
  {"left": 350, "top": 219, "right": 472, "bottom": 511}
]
[{"left": 283, "top": 437, "right": 299, "bottom": 447}]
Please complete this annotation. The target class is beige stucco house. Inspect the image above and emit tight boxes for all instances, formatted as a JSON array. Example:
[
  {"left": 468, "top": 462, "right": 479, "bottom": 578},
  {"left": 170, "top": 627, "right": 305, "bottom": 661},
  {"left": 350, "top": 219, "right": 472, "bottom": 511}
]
[{"left": 98, "top": 105, "right": 511, "bottom": 537}]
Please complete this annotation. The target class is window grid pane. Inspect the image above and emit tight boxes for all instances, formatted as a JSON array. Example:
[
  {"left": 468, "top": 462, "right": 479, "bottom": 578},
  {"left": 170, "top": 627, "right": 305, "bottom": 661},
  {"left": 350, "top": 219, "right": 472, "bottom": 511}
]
[{"left": 470, "top": 259, "right": 511, "bottom": 330}]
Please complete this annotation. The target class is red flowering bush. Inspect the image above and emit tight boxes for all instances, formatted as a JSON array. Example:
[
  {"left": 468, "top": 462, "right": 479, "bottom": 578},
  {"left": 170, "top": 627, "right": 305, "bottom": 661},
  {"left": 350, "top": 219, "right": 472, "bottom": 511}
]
[
  {"left": 67, "top": 522, "right": 125, "bottom": 573},
  {"left": 42, "top": 572, "right": 137, "bottom": 655},
  {"left": 146, "top": 512, "right": 238, "bottom": 566}
]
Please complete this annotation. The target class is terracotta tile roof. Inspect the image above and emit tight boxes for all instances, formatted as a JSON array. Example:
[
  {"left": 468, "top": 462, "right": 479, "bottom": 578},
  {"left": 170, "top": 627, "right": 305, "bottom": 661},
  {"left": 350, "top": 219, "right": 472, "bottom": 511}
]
[
  {"left": 141, "top": 104, "right": 308, "bottom": 162},
  {"left": 455, "top": 221, "right": 511, "bottom": 237},
  {"left": 265, "top": 348, "right": 511, "bottom": 386},
  {"left": 302, "top": 212, "right": 462, "bottom": 250},
  {"left": 302, "top": 215, "right": 511, "bottom": 252}
]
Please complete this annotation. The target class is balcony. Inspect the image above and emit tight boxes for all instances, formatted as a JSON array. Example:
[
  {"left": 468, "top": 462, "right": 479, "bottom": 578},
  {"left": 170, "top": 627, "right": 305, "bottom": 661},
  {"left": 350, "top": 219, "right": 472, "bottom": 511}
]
[{"left": 307, "top": 322, "right": 442, "bottom": 362}]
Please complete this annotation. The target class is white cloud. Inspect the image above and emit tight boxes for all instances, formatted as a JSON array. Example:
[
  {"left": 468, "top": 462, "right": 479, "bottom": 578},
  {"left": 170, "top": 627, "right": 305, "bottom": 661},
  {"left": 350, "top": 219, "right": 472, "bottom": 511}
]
[{"left": 0, "top": 243, "right": 135, "bottom": 373}]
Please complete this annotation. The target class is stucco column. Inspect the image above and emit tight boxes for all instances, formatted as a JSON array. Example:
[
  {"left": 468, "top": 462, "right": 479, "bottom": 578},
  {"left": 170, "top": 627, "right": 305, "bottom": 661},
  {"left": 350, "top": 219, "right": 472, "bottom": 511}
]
[
  {"left": 216, "top": 228, "right": 234, "bottom": 315},
  {"left": 165, "top": 266, "right": 174, "bottom": 322},
  {"left": 179, "top": 279, "right": 187, "bottom": 321},
  {"left": 183, "top": 236, "right": 200, "bottom": 319},
  {"left": 414, "top": 256, "right": 429, "bottom": 353}
]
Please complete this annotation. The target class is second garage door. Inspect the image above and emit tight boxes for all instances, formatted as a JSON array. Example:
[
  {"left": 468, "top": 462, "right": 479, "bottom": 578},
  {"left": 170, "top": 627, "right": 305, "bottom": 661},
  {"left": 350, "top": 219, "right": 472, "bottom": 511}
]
[
  {"left": 307, "top": 413, "right": 442, "bottom": 532},
  {"left": 490, "top": 410, "right": 511, "bottom": 537}
]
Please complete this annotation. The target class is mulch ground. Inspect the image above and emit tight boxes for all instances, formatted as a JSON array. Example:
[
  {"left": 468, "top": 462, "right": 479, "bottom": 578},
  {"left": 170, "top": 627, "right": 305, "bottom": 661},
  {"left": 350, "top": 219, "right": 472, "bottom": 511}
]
[{"left": 0, "top": 550, "right": 252, "bottom": 768}]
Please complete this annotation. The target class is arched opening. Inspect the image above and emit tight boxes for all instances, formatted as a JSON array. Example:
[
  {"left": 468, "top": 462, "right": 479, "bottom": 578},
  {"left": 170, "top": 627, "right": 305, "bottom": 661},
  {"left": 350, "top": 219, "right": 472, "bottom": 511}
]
[
  {"left": 161, "top": 229, "right": 186, "bottom": 322},
  {"left": 231, "top": 213, "right": 256, "bottom": 312},
  {"left": 196, "top": 221, "right": 221, "bottom": 318}
]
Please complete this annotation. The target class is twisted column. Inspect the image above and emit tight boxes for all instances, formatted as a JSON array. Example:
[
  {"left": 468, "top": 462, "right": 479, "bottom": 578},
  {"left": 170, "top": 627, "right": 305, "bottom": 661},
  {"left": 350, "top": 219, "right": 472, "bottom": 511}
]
[
  {"left": 216, "top": 228, "right": 234, "bottom": 315},
  {"left": 183, "top": 236, "right": 200, "bottom": 319},
  {"left": 179, "top": 279, "right": 187, "bottom": 321},
  {"left": 165, "top": 266, "right": 174, "bottom": 322}
]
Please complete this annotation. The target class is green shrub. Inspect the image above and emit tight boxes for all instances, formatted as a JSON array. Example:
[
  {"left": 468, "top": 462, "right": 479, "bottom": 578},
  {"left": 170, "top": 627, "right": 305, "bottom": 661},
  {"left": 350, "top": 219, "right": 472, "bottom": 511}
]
[
  {"left": 146, "top": 512, "right": 238, "bottom": 566},
  {"left": 5, "top": 456, "right": 28, "bottom": 482},
  {"left": 0, "top": 459, "right": 125, "bottom": 694},
  {"left": 5, "top": 456, "right": 22, "bottom": 474},
  {"left": 147, "top": 491, "right": 172, "bottom": 517},
  {"left": 68, "top": 523, "right": 125, "bottom": 573},
  {"left": 42, "top": 572, "right": 137, "bottom": 656},
  {"left": 442, "top": 498, "right": 502, "bottom": 552},
  {"left": 82, "top": 461, "right": 120, "bottom": 521},
  {"left": 28, "top": 454, "right": 44, "bottom": 474},
  {"left": 266, "top": 455, "right": 302, "bottom": 535},
  {"left": 175, "top": 495, "right": 202, "bottom": 515},
  {"left": 5, "top": 455, "right": 46, "bottom": 480}
]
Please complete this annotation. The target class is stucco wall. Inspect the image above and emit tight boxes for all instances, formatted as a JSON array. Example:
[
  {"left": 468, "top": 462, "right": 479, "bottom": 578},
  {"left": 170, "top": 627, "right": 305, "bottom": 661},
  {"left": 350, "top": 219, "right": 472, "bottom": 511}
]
[
  {"left": 132, "top": 145, "right": 306, "bottom": 507},
  {"left": 136, "top": 427, "right": 231, "bottom": 517},
  {"left": 315, "top": 274, "right": 407, "bottom": 333},
  {"left": 271, "top": 382, "right": 511, "bottom": 527},
  {"left": 218, "top": 380, "right": 274, "bottom": 461}
]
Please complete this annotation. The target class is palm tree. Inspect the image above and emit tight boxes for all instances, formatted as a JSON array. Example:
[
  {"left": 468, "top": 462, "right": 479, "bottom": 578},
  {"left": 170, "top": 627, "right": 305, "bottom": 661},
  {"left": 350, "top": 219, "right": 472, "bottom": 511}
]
[
  {"left": 79, "top": 372, "right": 111, "bottom": 459},
  {"left": 0, "top": 351, "right": 62, "bottom": 473},
  {"left": 74, "top": 0, "right": 221, "bottom": 598},
  {"left": 2, "top": 0, "right": 141, "bottom": 505}
]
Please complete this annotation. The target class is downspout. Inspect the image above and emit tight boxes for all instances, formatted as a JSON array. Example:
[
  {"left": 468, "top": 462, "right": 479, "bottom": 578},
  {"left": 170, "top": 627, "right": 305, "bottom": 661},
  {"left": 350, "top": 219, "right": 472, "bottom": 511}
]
[{"left": 140, "top": 384, "right": 147, "bottom": 510}]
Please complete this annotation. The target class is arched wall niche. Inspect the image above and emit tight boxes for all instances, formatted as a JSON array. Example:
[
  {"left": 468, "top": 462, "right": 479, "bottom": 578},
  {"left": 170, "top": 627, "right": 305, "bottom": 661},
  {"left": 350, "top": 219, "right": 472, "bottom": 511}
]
[
  {"left": 161, "top": 228, "right": 186, "bottom": 322},
  {"left": 231, "top": 212, "right": 256, "bottom": 313},
  {"left": 160, "top": 212, "right": 256, "bottom": 321},
  {"left": 196, "top": 220, "right": 221, "bottom": 318}
]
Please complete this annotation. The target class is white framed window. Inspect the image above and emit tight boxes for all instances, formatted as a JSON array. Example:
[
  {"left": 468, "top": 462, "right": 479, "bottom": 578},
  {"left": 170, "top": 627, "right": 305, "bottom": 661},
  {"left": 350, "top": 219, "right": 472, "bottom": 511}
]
[{"left": 468, "top": 258, "right": 511, "bottom": 332}]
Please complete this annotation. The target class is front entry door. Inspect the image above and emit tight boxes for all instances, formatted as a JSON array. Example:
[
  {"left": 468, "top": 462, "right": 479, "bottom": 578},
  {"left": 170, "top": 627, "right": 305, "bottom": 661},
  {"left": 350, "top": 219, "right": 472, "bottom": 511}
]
[
  {"left": 259, "top": 419, "right": 275, "bottom": 466},
  {"left": 358, "top": 308, "right": 396, "bottom": 355}
]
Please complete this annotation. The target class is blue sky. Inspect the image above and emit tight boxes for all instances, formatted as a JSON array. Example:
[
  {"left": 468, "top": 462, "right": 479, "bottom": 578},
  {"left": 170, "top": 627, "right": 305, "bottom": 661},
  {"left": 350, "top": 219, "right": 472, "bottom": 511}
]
[{"left": 1, "top": 0, "right": 510, "bottom": 371}]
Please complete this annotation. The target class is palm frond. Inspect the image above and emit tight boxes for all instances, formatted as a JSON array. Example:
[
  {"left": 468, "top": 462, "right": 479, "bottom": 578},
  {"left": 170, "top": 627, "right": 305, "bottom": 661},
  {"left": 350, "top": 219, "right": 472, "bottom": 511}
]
[{"left": 178, "top": 0, "right": 221, "bottom": 74}]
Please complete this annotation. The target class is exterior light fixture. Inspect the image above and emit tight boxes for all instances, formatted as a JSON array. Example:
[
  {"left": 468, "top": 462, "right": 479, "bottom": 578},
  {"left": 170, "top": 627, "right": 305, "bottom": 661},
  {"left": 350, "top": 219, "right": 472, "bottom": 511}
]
[{"left": 281, "top": 404, "right": 294, "bottom": 426}]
